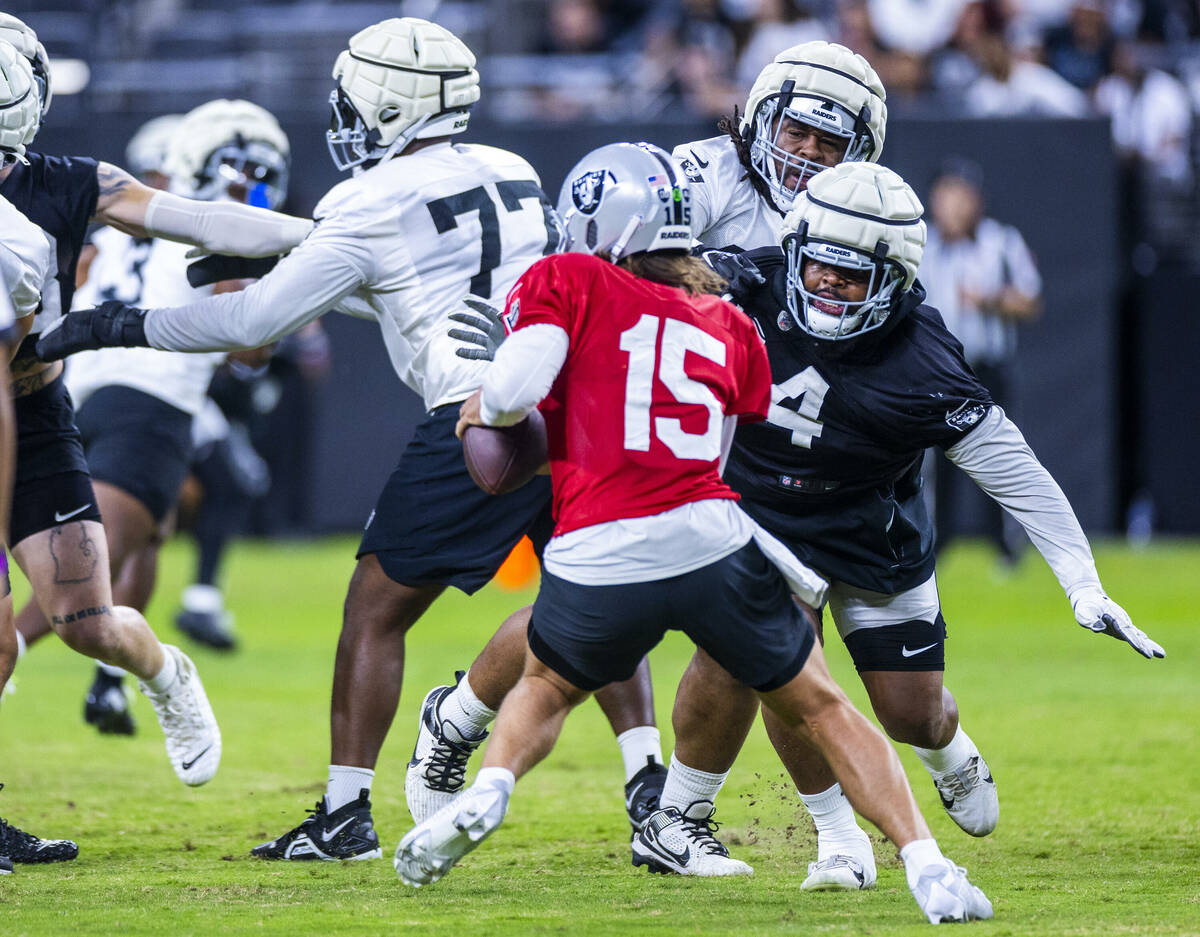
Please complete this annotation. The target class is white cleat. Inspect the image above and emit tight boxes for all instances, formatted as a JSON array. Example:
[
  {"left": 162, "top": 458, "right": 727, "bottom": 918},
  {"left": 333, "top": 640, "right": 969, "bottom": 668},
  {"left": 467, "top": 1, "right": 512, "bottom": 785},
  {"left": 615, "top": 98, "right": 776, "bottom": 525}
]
[
  {"left": 405, "top": 678, "right": 487, "bottom": 824},
  {"left": 801, "top": 829, "right": 877, "bottom": 891},
  {"left": 931, "top": 752, "right": 998, "bottom": 837},
  {"left": 139, "top": 646, "right": 221, "bottom": 786},
  {"left": 394, "top": 783, "right": 508, "bottom": 887},
  {"left": 632, "top": 802, "right": 753, "bottom": 877},
  {"left": 909, "top": 859, "right": 993, "bottom": 924}
]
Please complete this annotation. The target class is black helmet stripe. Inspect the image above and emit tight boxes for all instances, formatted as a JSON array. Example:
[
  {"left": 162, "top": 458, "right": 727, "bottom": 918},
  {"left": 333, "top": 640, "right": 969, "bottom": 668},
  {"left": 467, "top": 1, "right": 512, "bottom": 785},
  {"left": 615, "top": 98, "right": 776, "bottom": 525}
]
[
  {"left": 775, "top": 60, "right": 883, "bottom": 101},
  {"left": 347, "top": 51, "right": 471, "bottom": 78},
  {"left": 804, "top": 192, "right": 921, "bottom": 226},
  {"left": 638, "top": 143, "right": 687, "bottom": 226}
]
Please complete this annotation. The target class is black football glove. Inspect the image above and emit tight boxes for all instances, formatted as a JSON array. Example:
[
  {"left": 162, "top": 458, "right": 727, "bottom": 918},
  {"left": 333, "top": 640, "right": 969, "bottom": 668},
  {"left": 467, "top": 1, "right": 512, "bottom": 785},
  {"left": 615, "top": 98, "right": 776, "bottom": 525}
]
[
  {"left": 186, "top": 253, "right": 281, "bottom": 288},
  {"left": 448, "top": 295, "right": 507, "bottom": 362},
  {"left": 35, "top": 301, "right": 150, "bottom": 361},
  {"left": 700, "top": 248, "right": 765, "bottom": 301}
]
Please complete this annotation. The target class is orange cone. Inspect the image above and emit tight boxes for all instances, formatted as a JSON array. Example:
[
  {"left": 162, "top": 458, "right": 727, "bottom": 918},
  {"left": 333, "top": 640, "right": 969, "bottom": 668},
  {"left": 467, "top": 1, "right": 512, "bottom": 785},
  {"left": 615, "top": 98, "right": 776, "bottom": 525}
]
[{"left": 495, "top": 536, "right": 540, "bottom": 590}]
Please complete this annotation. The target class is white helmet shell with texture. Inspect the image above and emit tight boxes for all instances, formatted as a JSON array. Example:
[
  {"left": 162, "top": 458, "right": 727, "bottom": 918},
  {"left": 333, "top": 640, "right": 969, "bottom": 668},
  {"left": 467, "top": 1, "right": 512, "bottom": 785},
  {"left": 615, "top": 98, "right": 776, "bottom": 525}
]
[
  {"left": 557, "top": 142, "right": 693, "bottom": 262},
  {"left": 742, "top": 41, "right": 887, "bottom": 208},
  {"left": 163, "top": 99, "right": 291, "bottom": 209},
  {"left": 0, "top": 40, "right": 37, "bottom": 160},
  {"left": 781, "top": 161, "right": 925, "bottom": 341},
  {"left": 328, "top": 17, "right": 480, "bottom": 172},
  {"left": 125, "top": 113, "right": 184, "bottom": 180},
  {"left": 0, "top": 13, "right": 50, "bottom": 118}
]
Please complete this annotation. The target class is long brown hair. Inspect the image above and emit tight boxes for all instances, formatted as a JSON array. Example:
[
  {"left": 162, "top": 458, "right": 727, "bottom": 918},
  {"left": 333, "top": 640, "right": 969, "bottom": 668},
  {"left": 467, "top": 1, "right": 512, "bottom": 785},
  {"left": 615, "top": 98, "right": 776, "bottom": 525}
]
[
  {"left": 612, "top": 250, "right": 727, "bottom": 297},
  {"left": 717, "top": 105, "right": 782, "bottom": 215}
]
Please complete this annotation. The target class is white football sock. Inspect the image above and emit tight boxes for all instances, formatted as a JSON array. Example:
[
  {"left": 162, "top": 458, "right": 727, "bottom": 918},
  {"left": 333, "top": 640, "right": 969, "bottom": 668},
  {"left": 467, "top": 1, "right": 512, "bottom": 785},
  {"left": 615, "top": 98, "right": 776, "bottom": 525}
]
[
  {"left": 436, "top": 671, "right": 496, "bottom": 740},
  {"left": 799, "top": 783, "right": 867, "bottom": 855},
  {"left": 899, "top": 837, "right": 947, "bottom": 889},
  {"left": 14, "top": 629, "right": 25, "bottom": 659},
  {"left": 617, "top": 726, "right": 662, "bottom": 783},
  {"left": 474, "top": 766, "right": 516, "bottom": 796},
  {"left": 660, "top": 754, "right": 728, "bottom": 812},
  {"left": 143, "top": 647, "right": 178, "bottom": 694},
  {"left": 326, "top": 765, "right": 374, "bottom": 812},
  {"left": 912, "top": 724, "right": 975, "bottom": 775},
  {"left": 97, "top": 661, "right": 127, "bottom": 678}
]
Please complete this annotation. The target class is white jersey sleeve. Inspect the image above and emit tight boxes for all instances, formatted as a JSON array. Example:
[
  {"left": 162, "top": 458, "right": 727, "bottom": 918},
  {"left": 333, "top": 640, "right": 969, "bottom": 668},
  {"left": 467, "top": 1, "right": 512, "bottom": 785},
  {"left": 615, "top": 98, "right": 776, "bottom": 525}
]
[
  {"left": 672, "top": 135, "right": 784, "bottom": 251},
  {"left": 0, "top": 193, "right": 53, "bottom": 322},
  {"left": 149, "top": 142, "right": 557, "bottom": 411}
]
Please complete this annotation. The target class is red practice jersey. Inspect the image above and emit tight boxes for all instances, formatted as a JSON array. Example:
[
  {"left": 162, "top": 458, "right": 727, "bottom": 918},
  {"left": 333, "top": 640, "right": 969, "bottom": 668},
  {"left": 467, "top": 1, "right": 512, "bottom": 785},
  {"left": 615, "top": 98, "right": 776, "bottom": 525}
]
[{"left": 505, "top": 252, "right": 772, "bottom": 537}]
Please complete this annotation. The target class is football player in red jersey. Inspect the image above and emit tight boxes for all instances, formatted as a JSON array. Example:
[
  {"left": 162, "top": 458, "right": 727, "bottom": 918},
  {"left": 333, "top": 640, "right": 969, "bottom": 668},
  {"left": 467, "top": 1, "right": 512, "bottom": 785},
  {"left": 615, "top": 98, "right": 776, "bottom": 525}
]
[{"left": 395, "top": 143, "right": 992, "bottom": 926}]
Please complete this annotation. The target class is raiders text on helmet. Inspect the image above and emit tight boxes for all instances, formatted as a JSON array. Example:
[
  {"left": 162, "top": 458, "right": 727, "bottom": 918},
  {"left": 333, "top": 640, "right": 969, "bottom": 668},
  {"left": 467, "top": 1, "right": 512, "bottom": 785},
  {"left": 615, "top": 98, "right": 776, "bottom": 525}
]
[
  {"left": 327, "top": 17, "right": 480, "bottom": 172},
  {"left": 0, "top": 40, "right": 37, "bottom": 160},
  {"left": 163, "top": 99, "right": 291, "bottom": 209},
  {"left": 0, "top": 13, "right": 50, "bottom": 119},
  {"left": 742, "top": 41, "right": 887, "bottom": 209},
  {"left": 557, "top": 142, "right": 692, "bottom": 262},
  {"left": 781, "top": 162, "right": 925, "bottom": 341}
]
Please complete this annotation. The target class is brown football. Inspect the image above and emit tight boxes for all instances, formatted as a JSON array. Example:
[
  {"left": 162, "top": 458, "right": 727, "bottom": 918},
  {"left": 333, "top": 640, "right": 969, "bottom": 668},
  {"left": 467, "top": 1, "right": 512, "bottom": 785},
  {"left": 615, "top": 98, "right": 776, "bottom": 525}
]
[{"left": 462, "top": 409, "right": 549, "bottom": 495}]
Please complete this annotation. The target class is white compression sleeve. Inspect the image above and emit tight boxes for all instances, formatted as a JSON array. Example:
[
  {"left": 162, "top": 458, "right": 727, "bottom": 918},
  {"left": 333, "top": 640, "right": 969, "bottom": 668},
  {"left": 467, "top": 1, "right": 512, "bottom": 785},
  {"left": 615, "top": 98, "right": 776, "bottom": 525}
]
[
  {"left": 144, "top": 236, "right": 367, "bottom": 351},
  {"left": 945, "top": 406, "right": 1102, "bottom": 599},
  {"left": 142, "top": 191, "right": 314, "bottom": 258},
  {"left": 478, "top": 324, "right": 569, "bottom": 427}
]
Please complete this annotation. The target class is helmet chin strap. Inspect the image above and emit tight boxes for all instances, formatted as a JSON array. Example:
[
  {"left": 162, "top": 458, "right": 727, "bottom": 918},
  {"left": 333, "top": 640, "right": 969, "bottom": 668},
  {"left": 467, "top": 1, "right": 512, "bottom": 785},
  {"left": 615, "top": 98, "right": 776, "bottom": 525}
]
[{"left": 607, "top": 214, "right": 644, "bottom": 263}]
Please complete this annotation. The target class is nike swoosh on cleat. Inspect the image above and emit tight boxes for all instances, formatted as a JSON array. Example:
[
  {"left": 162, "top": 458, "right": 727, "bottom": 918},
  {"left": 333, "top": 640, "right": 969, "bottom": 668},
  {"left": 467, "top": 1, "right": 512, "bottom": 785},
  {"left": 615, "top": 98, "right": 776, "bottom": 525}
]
[
  {"left": 54, "top": 504, "right": 92, "bottom": 522},
  {"left": 181, "top": 745, "right": 212, "bottom": 771},
  {"left": 645, "top": 840, "right": 691, "bottom": 867},
  {"left": 320, "top": 818, "right": 356, "bottom": 843},
  {"left": 901, "top": 643, "right": 937, "bottom": 657}
]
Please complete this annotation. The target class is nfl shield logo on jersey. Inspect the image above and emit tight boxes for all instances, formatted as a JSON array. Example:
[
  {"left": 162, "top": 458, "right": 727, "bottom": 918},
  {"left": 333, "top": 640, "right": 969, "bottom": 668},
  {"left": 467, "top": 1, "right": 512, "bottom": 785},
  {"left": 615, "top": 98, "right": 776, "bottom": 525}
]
[{"left": 571, "top": 170, "right": 609, "bottom": 215}]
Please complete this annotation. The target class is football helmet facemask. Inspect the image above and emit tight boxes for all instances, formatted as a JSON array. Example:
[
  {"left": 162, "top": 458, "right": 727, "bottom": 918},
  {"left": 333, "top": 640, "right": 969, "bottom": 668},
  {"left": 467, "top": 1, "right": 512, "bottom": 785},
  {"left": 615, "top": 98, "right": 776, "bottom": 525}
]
[
  {"left": 327, "top": 17, "right": 480, "bottom": 173},
  {"left": 557, "top": 142, "right": 692, "bottom": 262},
  {"left": 164, "top": 99, "right": 291, "bottom": 209},
  {"left": 742, "top": 41, "right": 886, "bottom": 209},
  {"left": 0, "top": 13, "right": 50, "bottom": 119},
  {"left": 781, "top": 162, "right": 924, "bottom": 341},
  {"left": 0, "top": 40, "right": 38, "bottom": 161}
]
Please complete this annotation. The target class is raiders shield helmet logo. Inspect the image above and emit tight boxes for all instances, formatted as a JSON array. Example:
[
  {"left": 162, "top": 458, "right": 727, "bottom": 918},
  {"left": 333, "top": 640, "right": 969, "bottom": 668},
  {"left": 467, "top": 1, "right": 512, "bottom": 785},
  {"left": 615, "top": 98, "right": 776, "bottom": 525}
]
[{"left": 571, "top": 170, "right": 609, "bottom": 215}]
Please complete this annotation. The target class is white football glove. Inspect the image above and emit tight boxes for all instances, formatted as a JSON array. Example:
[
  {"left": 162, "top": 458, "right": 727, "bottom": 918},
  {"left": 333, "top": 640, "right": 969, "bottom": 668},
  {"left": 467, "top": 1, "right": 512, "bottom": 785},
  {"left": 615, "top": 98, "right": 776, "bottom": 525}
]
[{"left": 1071, "top": 587, "right": 1164, "bottom": 659}]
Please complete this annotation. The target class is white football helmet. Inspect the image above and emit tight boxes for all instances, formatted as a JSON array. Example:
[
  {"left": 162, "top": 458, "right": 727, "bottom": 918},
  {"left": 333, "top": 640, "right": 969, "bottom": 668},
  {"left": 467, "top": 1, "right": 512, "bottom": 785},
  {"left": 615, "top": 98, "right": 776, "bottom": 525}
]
[
  {"left": 557, "top": 142, "right": 692, "bottom": 262},
  {"left": 742, "top": 41, "right": 887, "bottom": 208},
  {"left": 0, "top": 40, "right": 37, "bottom": 161},
  {"left": 781, "top": 162, "right": 925, "bottom": 341},
  {"left": 0, "top": 13, "right": 49, "bottom": 119},
  {"left": 163, "top": 99, "right": 290, "bottom": 209},
  {"left": 125, "top": 113, "right": 184, "bottom": 180},
  {"left": 327, "top": 17, "right": 480, "bottom": 172}
]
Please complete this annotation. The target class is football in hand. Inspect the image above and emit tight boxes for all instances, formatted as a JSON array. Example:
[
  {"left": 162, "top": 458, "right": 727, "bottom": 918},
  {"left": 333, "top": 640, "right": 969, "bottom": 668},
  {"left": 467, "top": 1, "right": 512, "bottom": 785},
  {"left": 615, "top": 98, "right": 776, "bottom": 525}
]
[{"left": 462, "top": 410, "right": 548, "bottom": 495}]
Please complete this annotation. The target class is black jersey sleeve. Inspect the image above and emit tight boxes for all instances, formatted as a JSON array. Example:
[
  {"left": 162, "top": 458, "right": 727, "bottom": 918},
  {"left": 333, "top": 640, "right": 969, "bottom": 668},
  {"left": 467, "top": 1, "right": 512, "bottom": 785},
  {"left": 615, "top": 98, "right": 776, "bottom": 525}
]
[
  {"left": 47, "top": 154, "right": 101, "bottom": 233},
  {"left": 866, "top": 305, "right": 994, "bottom": 451}
]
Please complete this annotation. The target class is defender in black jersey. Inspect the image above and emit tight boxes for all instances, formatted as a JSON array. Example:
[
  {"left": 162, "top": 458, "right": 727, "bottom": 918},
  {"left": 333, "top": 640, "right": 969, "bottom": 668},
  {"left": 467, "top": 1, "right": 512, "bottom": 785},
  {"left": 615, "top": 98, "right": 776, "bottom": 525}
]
[
  {"left": 0, "top": 19, "right": 308, "bottom": 790},
  {"left": 672, "top": 162, "right": 1163, "bottom": 892}
]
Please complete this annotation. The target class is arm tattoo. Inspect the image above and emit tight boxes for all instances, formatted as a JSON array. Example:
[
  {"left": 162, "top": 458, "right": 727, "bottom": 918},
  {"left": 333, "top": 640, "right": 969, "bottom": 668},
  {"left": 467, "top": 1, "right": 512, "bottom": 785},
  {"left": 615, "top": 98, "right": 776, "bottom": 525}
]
[
  {"left": 11, "top": 368, "right": 52, "bottom": 397},
  {"left": 51, "top": 605, "right": 112, "bottom": 627},
  {"left": 49, "top": 522, "right": 100, "bottom": 584},
  {"left": 96, "top": 162, "right": 135, "bottom": 202}
]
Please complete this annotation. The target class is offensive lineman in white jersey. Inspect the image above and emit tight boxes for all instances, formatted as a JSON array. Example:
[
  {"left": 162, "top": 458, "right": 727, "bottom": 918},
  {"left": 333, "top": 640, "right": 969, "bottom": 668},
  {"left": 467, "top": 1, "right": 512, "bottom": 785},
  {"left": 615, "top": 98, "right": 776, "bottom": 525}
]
[
  {"left": 673, "top": 41, "right": 887, "bottom": 252},
  {"left": 40, "top": 16, "right": 655, "bottom": 861},
  {"left": 14, "top": 101, "right": 291, "bottom": 736}
]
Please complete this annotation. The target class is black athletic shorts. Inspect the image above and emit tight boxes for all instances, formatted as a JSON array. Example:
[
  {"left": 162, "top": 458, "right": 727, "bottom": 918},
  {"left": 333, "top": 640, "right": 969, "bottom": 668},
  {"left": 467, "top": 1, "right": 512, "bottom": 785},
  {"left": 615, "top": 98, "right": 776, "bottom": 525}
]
[
  {"left": 75, "top": 385, "right": 194, "bottom": 522},
  {"left": 842, "top": 615, "right": 947, "bottom": 673},
  {"left": 357, "top": 405, "right": 554, "bottom": 594},
  {"left": 11, "top": 373, "right": 101, "bottom": 546},
  {"left": 528, "top": 540, "right": 816, "bottom": 693}
]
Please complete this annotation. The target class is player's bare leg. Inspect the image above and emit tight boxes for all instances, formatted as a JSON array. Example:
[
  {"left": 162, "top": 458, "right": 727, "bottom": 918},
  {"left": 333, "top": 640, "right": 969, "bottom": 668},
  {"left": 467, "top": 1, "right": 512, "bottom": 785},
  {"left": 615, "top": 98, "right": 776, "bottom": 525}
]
[
  {"left": 409, "top": 602, "right": 664, "bottom": 828},
  {"left": 12, "top": 521, "right": 220, "bottom": 785},
  {"left": 395, "top": 652, "right": 588, "bottom": 886},
  {"left": 0, "top": 595, "right": 16, "bottom": 699}
]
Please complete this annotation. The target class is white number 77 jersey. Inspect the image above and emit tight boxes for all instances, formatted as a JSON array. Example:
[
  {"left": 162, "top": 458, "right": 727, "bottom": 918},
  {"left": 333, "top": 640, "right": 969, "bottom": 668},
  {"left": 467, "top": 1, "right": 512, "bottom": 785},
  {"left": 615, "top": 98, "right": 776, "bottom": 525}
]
[{"left": 314, "top": 141, "right": 560, "bottom": 411}]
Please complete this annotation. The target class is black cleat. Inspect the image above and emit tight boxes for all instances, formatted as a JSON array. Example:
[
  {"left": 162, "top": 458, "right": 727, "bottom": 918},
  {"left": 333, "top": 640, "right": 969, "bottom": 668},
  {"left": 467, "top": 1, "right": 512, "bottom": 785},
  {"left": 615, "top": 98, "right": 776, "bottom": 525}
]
[
  {"left": 84, "top": 667, "right": 136, "bottom": 736},
  {"left": 251, "top": 789, "right": 382, "bottom": 861},
  {"left": 0, "top": 855, "right": 12, "bottom": 875},
  {"left": 175, "top": 608, "right": 237, "bottom": 651},
  {"left": 0, "top": 786, "right": 79, "bottom": 863},
  {"left": 624, "top": 758, "right": 668, "bottom": 838}
]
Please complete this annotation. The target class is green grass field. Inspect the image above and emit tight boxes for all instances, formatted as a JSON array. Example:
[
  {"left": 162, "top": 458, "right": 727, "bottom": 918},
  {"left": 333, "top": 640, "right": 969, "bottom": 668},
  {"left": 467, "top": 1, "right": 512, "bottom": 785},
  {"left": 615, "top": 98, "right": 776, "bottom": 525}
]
[{"left": 1, "top": 537, "right": 1197, "bottom": 936}]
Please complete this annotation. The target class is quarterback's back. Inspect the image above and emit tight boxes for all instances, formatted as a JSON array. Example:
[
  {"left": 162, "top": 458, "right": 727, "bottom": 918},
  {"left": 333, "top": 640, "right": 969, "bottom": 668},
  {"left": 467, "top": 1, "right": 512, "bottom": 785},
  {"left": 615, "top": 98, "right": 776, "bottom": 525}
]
[{"left": 314, "top": 142, "right": 559, "bottom": 410}]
